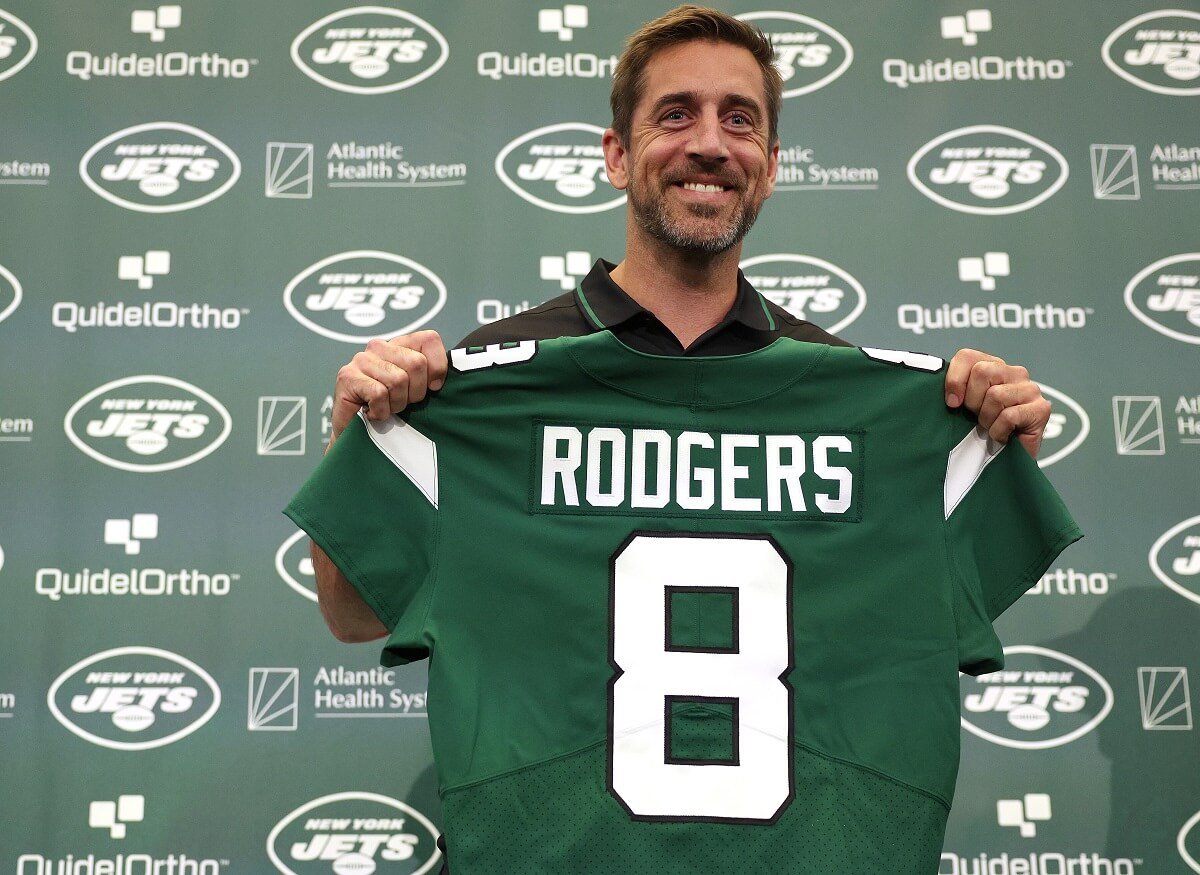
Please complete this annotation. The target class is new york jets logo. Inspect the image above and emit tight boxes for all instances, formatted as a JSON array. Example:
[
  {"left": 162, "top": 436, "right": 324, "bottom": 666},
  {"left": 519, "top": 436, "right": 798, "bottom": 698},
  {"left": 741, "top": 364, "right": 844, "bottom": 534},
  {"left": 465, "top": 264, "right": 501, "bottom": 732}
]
[
  {"left": 1102, "top": 10, "right": 1200, "bottom": 96},
  {"left": 79, "top": 122, "right": 241, "bottom": 213},
  {"left": 284, "top": 251, "right": 447, "bottom": 344},
  {"left": 735, "top": 12, "right": 852, "bottom": 97},
  {"left": 1124, "top": 253, "right": 1200, "bottom": 345},
  {"left": 64, "top": 375, "right": 232, "bottom": 472},
  {"left": 739, "top": 254, "right": 865, "bottom": 335},
  {"left": 1149, "top": 515, "right": 1200, "bottom": 606},
  {"left": 1035, "top": 383, "right": 1090, "bottom": 468},
  {"left": 267, "top": 792, "right": 442, "bottom": 875},
  {"left": 291, "top": 6, "right": 448, "bottom": 95},
  {"left": 276, "top": 529, "right": 318, "bottom": 602},
  {"left": 1181, "top": 810, "right": 1200, "bottom": 874},
  {"left": 495, "top": 123, "right": 623, "bottom": 214},
  {"left": 907, "top": 125, "right": 1068, "bottom": 215},
  {"left": 960, "top": 646, "right": 1112, "bottom": 749},
  {"left": 0, "top": 261, "right": 21, "bottom": 325},
  {"left": 0, "top": 9, "right": 37, "bottom": 82},
  {"left": 47, "top": 646, "right": 220, "bottom": 751}
]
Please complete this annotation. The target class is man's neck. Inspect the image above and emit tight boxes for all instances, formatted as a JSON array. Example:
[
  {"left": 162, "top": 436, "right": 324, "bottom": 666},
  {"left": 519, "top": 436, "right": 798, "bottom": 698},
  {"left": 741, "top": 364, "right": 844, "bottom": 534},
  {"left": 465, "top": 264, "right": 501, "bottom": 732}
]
[{"left": 609, "top": 234, "right": 743, "bottom": 350}]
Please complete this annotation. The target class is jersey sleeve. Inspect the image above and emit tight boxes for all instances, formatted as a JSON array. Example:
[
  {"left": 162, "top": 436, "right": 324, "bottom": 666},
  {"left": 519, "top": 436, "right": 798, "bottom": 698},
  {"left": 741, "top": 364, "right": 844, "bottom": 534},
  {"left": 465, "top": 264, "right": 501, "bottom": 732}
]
[
  {"left": 283, "top": 412, "right": 440, "bottom": 663},
  {"left": 943, "top": 418, "right": 1083, "bottom": 675}
]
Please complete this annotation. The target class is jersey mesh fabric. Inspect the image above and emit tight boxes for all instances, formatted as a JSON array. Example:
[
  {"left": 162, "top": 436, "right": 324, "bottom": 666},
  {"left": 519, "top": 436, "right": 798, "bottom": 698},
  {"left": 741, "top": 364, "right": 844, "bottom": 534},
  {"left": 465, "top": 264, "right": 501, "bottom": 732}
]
[{"left": 443, "top": 739, "right": 946, "bottom": 874}]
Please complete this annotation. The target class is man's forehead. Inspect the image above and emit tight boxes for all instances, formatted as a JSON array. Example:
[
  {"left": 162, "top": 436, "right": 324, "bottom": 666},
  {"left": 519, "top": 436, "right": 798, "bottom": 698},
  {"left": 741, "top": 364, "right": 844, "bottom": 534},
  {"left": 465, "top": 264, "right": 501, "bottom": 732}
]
[{"left": 636, "top": 40, "right": 767, "bottom": 110}]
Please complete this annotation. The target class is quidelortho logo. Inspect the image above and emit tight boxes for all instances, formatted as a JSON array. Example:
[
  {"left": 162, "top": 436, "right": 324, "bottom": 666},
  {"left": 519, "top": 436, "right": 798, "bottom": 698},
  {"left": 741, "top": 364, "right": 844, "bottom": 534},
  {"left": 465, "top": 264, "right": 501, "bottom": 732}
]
[
  {"left": 735, "top": 12, "right": 851, "bottom": 97},
  {"left": 1103, "top": 10, "right": 1200, "bottom": 96},
  {"left": 1124, "top": 253, "right": 1200, "bottom": 345},
  {"left": 0, "top": 9, "right": 37, "bottom": 82},
  {"left": 79, "top": 122, "right": 241, "bottom": 213},
  {"left": 908, "top": 126, "right": 1068, "bottom": 215},
  {"left": 883, "top": 8, "right": 1069, "bottom": 89},
  {"left": 961, "top": 646, "right": 1113, "bottom": 749},
  {"left": 291, "top": 6, "right": 448, "bottom": 94},
  {"left": 284, "top": 251, "right": 447, "bottom": 344},
  {"left": 495, "top": 122, "right": 621, "bottom": 214},
  {"left": 35, "top": 512, "right": 239, "bottom": 602},
  {"left": 47, "top": 646, "right": 220, "bottom": 750},
  {"left": 1028, "top": 567, "right": 1113, "bottom": 597},
  {"left": 1150, "top": 515, "right": 1200, "bottom": 605},
  {"left": 66, "top": 4, "right": 256, "bottom": 81},
  {"left": 0, "top": 261, "right": 22, "bottom": 324},
  {"left": 739, "top": 254, "right": 865, "bottom": 335},
  {"left": 267, "top": 792, "right": 442, "bottom": 875},
  {"left": 52, "top": 251, "right": 246, "bottom": 333},
  {"left": 477, "top": 4, "right": 616, "bottom": 82},
  {"left": 64, "top": 375, "right": 232, "bottom": 473},
  {"left": 1035, "top": 383, "right": 1090, "bottom": 469},
  {"left": 277, "top": 530, "right": 317, "bottom": 602}
]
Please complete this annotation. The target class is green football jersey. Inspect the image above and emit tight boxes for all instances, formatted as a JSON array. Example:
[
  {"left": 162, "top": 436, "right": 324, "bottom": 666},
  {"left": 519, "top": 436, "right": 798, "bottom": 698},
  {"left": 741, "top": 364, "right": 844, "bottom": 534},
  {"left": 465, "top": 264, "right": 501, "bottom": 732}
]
[{"left": 285, "top": 332, "right": 1081, "bottom": 874}]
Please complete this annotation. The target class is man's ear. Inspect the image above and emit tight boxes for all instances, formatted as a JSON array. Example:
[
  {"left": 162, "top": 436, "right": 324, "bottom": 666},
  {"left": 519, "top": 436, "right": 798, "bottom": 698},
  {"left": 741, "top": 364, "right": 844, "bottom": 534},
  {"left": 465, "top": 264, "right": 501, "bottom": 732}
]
[
  {"left": 602, "top": 128, "right": 629, "bottom": 191},
  {"left": 764, "top": 139, "right": 779, "bottom": 199}
]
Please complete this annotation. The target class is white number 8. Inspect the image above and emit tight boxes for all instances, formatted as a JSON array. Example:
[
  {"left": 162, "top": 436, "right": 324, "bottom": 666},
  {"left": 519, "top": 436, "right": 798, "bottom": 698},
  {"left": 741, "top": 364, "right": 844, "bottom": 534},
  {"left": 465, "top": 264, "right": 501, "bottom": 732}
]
[{"left": 609, "top": 533, "right": 794, "bottom": 822}]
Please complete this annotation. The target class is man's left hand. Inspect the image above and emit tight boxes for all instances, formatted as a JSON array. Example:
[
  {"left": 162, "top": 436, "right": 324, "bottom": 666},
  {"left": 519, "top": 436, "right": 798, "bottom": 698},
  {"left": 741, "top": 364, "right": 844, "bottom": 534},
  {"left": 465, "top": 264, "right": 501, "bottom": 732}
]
[{"left": 944, "top": 349, "right": 1051, "bottom": 458}]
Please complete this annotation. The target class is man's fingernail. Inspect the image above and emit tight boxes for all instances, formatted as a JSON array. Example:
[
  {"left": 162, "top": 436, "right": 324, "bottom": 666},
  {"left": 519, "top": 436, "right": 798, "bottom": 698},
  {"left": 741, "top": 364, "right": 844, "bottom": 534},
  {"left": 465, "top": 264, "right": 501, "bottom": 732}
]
[
  {"left": 431, "top": 379, "right": 444, "bottom": 391},
  {"left": 946, "top": 393, "right": 960, "bottom": 407}
]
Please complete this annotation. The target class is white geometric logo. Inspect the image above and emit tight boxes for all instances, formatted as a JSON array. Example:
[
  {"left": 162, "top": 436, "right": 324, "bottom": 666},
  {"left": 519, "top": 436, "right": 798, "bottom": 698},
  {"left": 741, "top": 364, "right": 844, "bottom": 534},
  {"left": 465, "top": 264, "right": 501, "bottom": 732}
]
[
  {"left": 1090, "top": 144, "right": 1140, "bottom": 200},
  {"left": 1113, "top": 396, "right": 1165, "bottom": 455},
  {"left": 117, "top": 251, "right": 171, "bottom": 290},
  {"left": 958, "top": 252, "right": 1010, "bottom": 291},
  {"left": 539, "top": 5, "right": 588, "bottom": 41},
  {"left": 89, "top": 795, "right": 145, "bottom": 839},
  {"left": 266, "top": 143, "right": 313, "bottom": 199},
  {"left": 248, "top": 668, "right": 299, "bottom": 731},
  {"left": 997, "top": 794, "right": 1052, "bottom": 837},
  {"left": 540, "top": 251, "right": 591, "bottom": 291},
  {"left": 104, "top": 514, "right": 159, "bottom": 555},
  {"left": 1139, "top": 667, "right": 1193, "bottom": 730},
  {"left": 130, "top": 6, "right": 180, "bottom": 42},
  {"left": 941, "top": 9, "right": 992, "bottom": 46},
  {"left": 257, "top": 397, "right": 307, "bottom": 456}
]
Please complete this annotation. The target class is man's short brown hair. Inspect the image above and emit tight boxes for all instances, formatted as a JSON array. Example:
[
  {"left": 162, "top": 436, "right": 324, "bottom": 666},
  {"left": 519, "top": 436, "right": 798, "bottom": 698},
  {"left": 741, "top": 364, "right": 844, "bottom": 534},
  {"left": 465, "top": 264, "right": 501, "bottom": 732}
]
[{"left": 609, "top": 5, "right": 783, "bottom": 146}]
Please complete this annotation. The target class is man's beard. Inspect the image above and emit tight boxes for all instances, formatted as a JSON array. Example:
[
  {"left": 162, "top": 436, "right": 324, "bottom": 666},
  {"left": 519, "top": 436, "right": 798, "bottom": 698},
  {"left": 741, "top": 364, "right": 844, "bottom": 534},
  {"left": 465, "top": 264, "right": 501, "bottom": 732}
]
[{"left": 627, "top": 168, "right": 763, "bottom": 256}]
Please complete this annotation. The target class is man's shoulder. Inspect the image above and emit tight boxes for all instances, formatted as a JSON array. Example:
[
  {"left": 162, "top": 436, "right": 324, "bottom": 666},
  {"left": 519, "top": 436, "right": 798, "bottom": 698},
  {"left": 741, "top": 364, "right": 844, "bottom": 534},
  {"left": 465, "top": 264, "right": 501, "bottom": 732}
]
[{"left": 456, "top": 292, "right": 587, "bottom": 347}]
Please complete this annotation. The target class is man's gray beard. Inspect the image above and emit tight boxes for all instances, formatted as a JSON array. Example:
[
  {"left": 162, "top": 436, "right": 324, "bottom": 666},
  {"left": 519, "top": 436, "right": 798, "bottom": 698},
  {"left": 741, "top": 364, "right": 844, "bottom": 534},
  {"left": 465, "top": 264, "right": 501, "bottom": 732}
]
[{"left": 628, "top": 183, "right": 761, "bottom": 256}]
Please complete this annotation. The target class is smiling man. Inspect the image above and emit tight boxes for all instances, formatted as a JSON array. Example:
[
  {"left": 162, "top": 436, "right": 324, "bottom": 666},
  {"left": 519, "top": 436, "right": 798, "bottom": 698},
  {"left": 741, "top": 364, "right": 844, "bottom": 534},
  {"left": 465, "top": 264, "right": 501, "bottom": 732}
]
[{"left": 297, "top": 6, "right": 1072, "bottom": 874}]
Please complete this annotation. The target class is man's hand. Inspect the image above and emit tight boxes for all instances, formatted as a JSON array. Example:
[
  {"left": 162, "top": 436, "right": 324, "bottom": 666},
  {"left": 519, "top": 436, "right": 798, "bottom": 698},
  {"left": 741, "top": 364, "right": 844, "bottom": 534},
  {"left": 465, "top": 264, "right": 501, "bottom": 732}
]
[
  {"left": 331, "top": 330, "right": 449, "bottom": 443},
  {"left": 944, "top": 349, "right": 1051, "bottom": 458}
]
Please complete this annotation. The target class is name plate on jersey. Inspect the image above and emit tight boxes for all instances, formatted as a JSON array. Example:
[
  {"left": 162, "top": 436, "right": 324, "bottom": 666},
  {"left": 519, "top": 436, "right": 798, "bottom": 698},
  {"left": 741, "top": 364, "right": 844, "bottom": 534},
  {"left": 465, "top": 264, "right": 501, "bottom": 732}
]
[{"left": 530, "top": 422, "right": 863, "bottom": 521}]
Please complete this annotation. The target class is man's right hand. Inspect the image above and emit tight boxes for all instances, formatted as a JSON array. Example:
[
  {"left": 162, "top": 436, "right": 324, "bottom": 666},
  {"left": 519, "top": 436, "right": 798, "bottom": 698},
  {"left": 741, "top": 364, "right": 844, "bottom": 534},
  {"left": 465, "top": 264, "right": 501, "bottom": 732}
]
[{"left": 331, "top": 330, "right": 449, "bottom": 444}]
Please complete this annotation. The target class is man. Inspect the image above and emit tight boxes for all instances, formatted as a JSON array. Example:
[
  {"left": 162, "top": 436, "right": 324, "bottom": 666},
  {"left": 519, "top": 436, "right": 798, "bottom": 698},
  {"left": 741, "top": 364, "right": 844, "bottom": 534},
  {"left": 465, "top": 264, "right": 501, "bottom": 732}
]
[{"left": 295, "top": 7, "right": 1072, "bottom": 871}]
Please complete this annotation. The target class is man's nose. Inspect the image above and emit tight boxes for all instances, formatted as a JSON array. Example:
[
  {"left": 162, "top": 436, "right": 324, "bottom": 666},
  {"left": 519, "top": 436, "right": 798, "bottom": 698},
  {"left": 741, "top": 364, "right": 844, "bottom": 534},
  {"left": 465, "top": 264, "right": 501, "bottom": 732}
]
[{"left": 687, "top": 111, "right": 729, "bottom": 162}]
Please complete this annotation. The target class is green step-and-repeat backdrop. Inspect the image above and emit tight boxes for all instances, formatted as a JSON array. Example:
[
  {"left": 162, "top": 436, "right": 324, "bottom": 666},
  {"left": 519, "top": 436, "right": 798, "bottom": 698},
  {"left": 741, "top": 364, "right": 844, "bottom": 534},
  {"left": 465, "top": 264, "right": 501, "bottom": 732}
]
[{"left": 1, "top": 2, "right": 1198, "bottom": 872}]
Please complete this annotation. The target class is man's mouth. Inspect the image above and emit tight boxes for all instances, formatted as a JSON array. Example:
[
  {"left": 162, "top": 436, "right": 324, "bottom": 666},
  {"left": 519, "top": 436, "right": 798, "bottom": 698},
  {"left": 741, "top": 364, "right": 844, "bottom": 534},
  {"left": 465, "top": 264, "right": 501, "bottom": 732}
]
[{"left": 679, "top": 181, "right": 727, "bottom": 193}]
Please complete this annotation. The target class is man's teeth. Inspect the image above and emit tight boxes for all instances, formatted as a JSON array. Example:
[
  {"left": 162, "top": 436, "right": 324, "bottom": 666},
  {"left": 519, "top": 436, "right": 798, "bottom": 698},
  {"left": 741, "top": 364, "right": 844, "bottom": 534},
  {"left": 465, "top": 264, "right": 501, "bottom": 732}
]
[{"left": 681, "top": 182, "right": 725, "bottom": 192}]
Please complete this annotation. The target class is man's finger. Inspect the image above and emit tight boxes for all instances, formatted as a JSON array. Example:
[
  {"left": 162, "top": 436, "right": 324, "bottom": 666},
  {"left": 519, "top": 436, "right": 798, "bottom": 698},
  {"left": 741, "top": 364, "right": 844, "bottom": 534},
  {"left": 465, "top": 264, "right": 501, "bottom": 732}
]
[
  {"left": 400, "top": 330, "right": 448, "bottom": 391},
  {"left": 987, "top": 399, "right": 1051, "bottom": 457},
  {"left": 961, "top": 359, "right": 1012, "bottom": 416},
  {"left": 976, "top": 380, "right": 1041, "bottom": 431},
  {"left": 944, "top": 348, "right": 1002, "bottom": 407}
]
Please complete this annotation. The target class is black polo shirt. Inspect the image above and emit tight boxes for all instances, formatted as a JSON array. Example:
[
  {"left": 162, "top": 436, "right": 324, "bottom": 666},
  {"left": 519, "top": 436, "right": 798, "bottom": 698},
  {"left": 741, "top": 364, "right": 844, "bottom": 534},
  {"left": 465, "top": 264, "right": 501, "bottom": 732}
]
[{"left": 456, "top": 259, "right": 851, "bottom": 353}]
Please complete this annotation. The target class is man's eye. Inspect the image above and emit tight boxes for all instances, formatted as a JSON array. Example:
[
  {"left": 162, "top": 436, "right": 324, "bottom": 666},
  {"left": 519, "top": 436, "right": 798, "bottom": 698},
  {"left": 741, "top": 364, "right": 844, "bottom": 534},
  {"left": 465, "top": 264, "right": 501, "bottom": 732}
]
[
  {"left": 728, "top": 113, "right": 751, "bottom": 126},
  {"left": 664, "top": 110, "right": 686, "bottom": 121}
]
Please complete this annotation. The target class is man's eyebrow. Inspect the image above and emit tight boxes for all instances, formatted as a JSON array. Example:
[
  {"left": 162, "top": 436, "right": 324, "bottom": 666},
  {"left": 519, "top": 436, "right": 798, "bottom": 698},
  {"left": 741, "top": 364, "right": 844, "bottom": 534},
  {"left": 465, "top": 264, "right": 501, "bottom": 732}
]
[{"left": 647, "top": 91, "right": 764, "bottom": 116}]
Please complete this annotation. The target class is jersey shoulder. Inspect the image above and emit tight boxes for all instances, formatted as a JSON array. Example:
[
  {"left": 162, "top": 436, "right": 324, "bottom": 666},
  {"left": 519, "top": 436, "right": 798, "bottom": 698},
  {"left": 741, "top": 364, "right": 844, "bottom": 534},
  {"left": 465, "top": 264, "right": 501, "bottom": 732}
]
[{"left": 456, "top": 292, "right": 585, "bottom": 347}]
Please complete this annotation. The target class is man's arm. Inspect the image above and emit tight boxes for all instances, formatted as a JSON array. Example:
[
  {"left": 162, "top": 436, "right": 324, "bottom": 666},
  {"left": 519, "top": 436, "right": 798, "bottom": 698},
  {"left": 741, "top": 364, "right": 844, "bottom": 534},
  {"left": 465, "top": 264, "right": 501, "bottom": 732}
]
[
  {"left": 943, "top": 348, "right": 1052, "bottom": 458},
  {"left": 311, "top": 330, "right": 449, "bottom": 642}
]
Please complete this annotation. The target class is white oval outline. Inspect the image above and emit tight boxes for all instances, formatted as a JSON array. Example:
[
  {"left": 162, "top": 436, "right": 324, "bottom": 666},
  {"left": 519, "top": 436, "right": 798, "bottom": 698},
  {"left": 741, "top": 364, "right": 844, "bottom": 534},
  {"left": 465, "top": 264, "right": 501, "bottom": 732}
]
[
  {"left": 735, "top": 11, "right": 854, "bottom": 98},
  {"left": 0, "top": 261, "right": 22, "bottom": 324},
  {"left": 290, "top": 6, "right": 449, "bottom": 95},
  {"left": 78, "top": 122, "right": 242, "bottom": 214},
  {"left": 1149, "top": 514, "right": 1200, "bottom": 606},
  {"left": 906, "top": 125, "right": 1069, "bottom": 216},
  {"left": 267, "top": 791, "right": 443, "bottom": 875},
  {"left": 1124, "top": 252, "right": 1200, "bottom": 346},
  {"left": 63, "top": 374, "right": 232, "bottom": 473},
  {"left": 46, "top": 645, "right": 221, "bottom": 751},
  {"left": 960, "top": 645, "right": 1113, "bottom": 750},
  {"left": 739, "top": 253, "right": 866, "bottom": 336},
  {"left": 1102, "top": 10, "right": 1200, "bottom": 97},
  {"left": 494, "top": 122, "right": 625, "bottom": 215},
  {"left": 0, "top": 9, "right": 37, "bottom": 83},
  {"left": 1180, "top": 809, "right": 1200, "bottom": 874},
  {"left": 1035, "top": 383, "right": 1090, "bottom": 469},
  {"left": 276, "top": 529, "right": 318, "bottom": 603},
  {"left": 283, "top": 250, "right": 448, "bottom": 344}
]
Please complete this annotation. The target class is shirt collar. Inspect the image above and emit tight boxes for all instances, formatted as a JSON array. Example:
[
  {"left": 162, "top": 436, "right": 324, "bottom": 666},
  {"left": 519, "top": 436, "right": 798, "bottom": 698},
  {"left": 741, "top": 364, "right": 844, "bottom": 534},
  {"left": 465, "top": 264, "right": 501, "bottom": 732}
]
[{"left": 574, "top": 259, "right": 776, "bottom": 333}]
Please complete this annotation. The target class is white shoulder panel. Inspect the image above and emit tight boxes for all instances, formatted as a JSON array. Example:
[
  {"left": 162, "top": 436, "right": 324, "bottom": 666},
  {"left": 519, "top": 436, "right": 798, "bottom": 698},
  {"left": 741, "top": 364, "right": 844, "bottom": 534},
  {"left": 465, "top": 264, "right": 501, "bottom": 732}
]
[
  {"left": 357, "top": 410, "right": 438, "bottom": 509},
  {"left": 944, "top": 426, "right": 1004, "bottom": 519},
  {"left": 861, "top": 347, "right": 944, "bottom": 372}
]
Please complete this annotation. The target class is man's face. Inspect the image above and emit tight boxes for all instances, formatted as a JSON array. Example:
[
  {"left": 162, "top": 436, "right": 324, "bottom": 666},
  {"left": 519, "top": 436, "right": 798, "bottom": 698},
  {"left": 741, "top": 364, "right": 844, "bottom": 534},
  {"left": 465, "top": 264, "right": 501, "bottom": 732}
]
[{"left": 603, "top": 39, "right": 779, "bottom": 256}]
